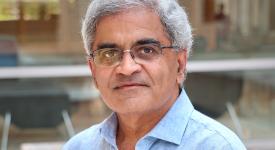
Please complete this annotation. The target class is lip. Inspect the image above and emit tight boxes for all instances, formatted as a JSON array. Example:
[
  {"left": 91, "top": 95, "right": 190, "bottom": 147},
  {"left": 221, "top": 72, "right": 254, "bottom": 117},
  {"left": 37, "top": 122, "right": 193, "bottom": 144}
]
[{"left": 113, "top": 83, "right": 148, "bottom": 90}]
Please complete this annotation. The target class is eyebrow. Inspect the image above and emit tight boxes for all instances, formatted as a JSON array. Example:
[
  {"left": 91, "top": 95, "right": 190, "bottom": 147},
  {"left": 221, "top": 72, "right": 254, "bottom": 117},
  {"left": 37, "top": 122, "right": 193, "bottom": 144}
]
[
  {"left": 95, "top": 38, "right": 161, "bottom": 50},
  {"left": 135, "top": 38, "right": 161, "bottom": 46},
  {"left": 96, "top": 43, "right": 118, "bottom": 50}
]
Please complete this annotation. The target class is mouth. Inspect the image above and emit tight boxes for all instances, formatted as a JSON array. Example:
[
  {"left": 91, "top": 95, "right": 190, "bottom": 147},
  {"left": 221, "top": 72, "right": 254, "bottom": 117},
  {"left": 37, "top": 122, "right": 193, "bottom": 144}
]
[{"left": 113, "top": 83, "right": 148, "bottom": 90}]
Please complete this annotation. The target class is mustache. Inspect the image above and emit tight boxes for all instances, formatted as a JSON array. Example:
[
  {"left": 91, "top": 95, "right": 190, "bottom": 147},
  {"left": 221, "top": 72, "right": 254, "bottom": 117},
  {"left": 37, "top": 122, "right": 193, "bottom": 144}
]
[{"left": 111, "top": 75, "right": 149, "bottom": 89}]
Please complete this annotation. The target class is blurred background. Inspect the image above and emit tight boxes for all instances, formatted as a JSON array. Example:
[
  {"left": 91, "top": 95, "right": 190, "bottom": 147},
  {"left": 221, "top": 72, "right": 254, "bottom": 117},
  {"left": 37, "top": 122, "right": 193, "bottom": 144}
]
[{"left": 0, "top": 0, "right": 274, "bottom": 149}]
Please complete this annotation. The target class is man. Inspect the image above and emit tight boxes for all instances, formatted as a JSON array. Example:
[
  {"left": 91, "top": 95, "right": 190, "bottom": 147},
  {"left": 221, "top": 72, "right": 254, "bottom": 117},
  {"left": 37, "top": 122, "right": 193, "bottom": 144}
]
[{"left": 64, "top": 0, "right": 246, "bottom": 149}]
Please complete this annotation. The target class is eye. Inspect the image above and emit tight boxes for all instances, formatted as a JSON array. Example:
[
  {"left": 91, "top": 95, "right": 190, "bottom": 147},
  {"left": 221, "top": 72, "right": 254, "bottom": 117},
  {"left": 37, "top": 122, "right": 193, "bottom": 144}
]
[
  {"left": 133, "top": 44, "right": 161, "bottom": 61},
  {"left": 104, "top": 50, "right": 115, "bottom": 58},
  {"left": 100, "top": 49, "right": 119, "bottom": 58},
  {"left": 142, "top": 47, "right": 154, "bottom": 54},
  {"left": 136, "top": 44, "right": 159, "bottom": 55}
]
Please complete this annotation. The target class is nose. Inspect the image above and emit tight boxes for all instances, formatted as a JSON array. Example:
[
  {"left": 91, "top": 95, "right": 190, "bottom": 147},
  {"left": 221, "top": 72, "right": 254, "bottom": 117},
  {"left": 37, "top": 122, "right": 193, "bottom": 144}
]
[{"left": 115, "top": 50, "right": 141, "bottom": 76}]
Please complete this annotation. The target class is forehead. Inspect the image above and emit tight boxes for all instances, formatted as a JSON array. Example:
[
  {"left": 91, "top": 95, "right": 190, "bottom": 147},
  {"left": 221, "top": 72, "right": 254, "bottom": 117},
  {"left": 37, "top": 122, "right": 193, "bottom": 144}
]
[{"left": 93, "top": 7, "right": 170, "bottom": 48}]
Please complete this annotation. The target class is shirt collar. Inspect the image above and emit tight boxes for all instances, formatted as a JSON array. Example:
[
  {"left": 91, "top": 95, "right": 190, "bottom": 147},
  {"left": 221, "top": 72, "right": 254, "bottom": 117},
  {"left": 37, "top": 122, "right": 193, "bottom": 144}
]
[
  {"left": 99, "top": 89, "right": 194, "bottom": 146},
  {"left": 147, "top": 89, "right": 194, "bottom": 145}
]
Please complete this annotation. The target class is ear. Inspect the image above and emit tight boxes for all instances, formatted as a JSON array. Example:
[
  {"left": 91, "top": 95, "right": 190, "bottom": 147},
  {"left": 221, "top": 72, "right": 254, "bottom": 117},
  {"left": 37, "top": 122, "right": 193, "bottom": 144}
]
[
  {"left": 87, "top": 57, "right": 99, "bottom": 88},
  {"left": 176, "top": 49, "right": 187, "bottom": 86}
]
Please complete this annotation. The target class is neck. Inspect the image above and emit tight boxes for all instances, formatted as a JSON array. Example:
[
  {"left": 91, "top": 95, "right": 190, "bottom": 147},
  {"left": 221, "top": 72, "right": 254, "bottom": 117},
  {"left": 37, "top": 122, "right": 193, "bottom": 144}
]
[
  {"left": 116, "top": 88, "right": 180, "bottom": 149},
  {"left": 117, "top": 110, "right": 163, "bottom": 140},
  {"left": 116, "top": 110, "right": 168, "bottom": 150}
]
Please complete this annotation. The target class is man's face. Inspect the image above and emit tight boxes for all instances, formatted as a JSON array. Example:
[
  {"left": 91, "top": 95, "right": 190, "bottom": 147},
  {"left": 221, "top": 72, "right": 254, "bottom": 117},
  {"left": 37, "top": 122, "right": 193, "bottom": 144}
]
[{"left": 88, "top": 8, "right": 187, "bottom": 115}]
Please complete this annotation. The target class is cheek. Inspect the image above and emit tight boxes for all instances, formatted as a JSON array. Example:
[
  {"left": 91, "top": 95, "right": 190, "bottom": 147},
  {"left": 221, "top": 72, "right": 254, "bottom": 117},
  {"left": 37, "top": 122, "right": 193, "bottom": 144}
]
[
  {"left": 151, "top": 60, "right": 178, "bottom": 88},
  {"left": 94, "top": 69, "right": 112, "bottom": 90},
  {"left": 160, "top": 60, "right": 178, "bottom": 87}
]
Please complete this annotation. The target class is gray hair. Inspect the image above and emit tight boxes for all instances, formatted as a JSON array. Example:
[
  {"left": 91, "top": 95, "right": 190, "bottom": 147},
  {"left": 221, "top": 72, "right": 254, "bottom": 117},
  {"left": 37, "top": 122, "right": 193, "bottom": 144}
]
[{"left": 81, "top": 0, "right": 193, "bottom": 57}]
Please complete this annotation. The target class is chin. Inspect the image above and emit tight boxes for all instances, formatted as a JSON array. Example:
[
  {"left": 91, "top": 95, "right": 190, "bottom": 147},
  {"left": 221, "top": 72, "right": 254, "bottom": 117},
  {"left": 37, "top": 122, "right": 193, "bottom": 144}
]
[{"left": 110, "top": 98, "right": 154, "bottom": 114}]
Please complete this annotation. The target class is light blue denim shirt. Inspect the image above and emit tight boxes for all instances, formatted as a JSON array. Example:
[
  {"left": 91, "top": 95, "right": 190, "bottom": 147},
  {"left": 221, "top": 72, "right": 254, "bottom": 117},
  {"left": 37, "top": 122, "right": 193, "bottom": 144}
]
[{"left": 63, "top": 89, "right": 246, "bottom": 150}]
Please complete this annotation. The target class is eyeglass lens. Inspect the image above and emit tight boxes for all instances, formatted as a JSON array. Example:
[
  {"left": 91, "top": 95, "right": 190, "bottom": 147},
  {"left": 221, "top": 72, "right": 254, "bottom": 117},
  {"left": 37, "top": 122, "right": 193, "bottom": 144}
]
[{"left": 93, "top": 43, "right": 162, "bottom": 66}]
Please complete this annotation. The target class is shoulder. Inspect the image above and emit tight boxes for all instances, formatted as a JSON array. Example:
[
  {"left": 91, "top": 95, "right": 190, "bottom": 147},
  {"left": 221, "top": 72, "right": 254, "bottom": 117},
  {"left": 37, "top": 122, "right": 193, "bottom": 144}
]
[
  {"left": 185, "top": 110, "right": 246, "bottom": 149},
  {"left": 62, "top": 123, "right": 102, "bottom": 150}
]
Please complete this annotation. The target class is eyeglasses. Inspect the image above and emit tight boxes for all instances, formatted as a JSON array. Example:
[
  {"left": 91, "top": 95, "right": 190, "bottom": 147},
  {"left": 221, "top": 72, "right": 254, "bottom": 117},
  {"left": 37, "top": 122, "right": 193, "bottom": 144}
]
[{"left": 89, "top": 43, "right": 178, "bottom": 66}]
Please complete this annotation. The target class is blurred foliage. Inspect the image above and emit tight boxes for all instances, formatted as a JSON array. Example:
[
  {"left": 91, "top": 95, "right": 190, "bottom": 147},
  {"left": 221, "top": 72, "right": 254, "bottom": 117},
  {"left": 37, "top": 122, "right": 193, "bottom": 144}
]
[
  {"left": 0, "top": 0, "right": 59, "bottom": 21},
  {"left": 0, "top": 0, "right": 18, "bottom": 20}
]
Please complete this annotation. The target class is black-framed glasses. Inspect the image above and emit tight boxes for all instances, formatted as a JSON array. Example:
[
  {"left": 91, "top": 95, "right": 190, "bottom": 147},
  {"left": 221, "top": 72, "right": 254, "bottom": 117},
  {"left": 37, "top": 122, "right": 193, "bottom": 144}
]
[{"left": 89, "top": 43, "right": 179, "bottom": 66}]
